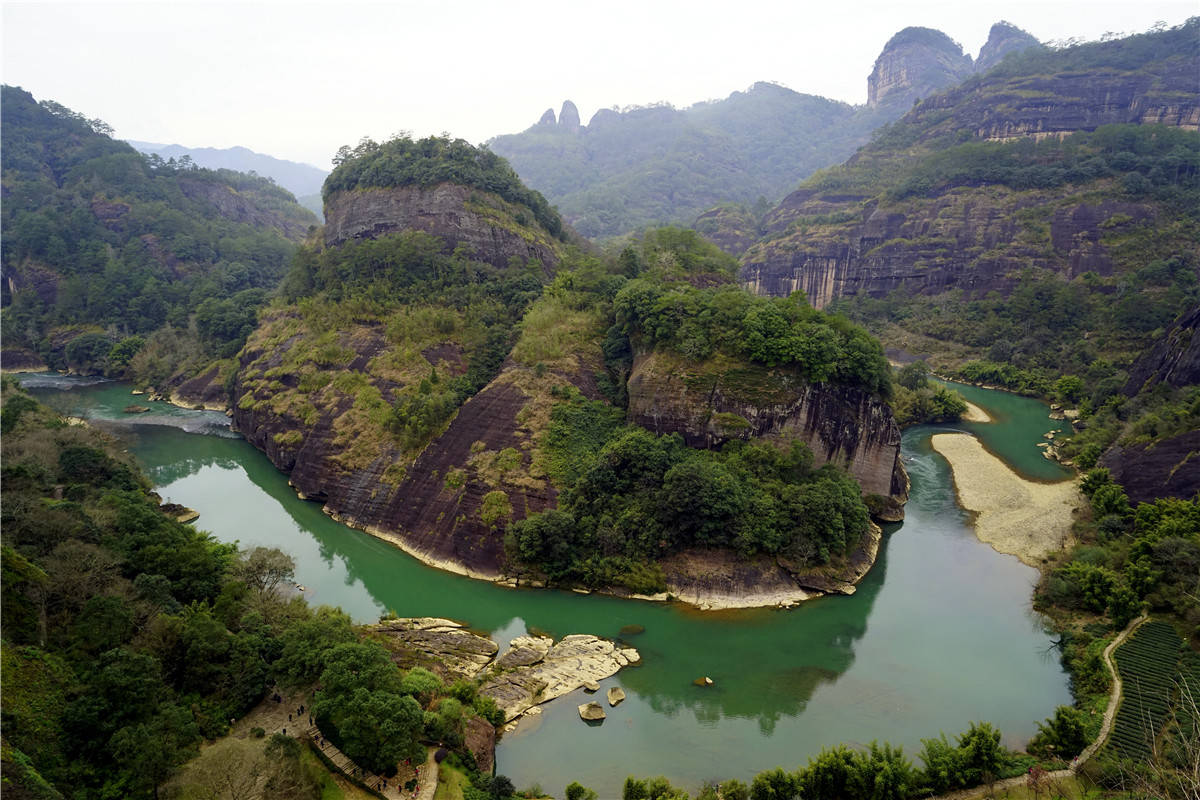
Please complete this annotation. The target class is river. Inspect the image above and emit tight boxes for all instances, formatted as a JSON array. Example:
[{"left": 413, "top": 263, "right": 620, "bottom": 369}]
[{"left": 25, "top": 374, "right": 1072, "bottom": 795}]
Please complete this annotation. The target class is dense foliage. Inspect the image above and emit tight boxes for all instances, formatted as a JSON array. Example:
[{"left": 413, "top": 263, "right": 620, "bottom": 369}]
[
  {"left": 569, "top": 719, "right": 1042, "bottom": 800},
  {"left": 0, "top": 86, "right": 315, "bottom": 376},
  {"left": 323, "top": 134, "right": 565, "bottom": 239},
  {"left": 0, "top": 380, "right": 498, "bottom": 798},
  {"left": 888, "top": 361, "right": 967, "bottom": 426},
  {"left": 615, "top": 282, "right": 892, "bottom": 397},
  {"left": 1038, "top": 470, "right": 1199, "bottom": 633},
  {"left": 506, "top": 395, "right": 870, "bottom": 592}
]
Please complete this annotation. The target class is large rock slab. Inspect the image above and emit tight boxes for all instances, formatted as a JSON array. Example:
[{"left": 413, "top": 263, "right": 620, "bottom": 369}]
[
  {"left": 373, "top": 617, "right": 499, "bottom": 681},
  {"left": 480, "top": 634, "right": 641, "bottom": 722}
]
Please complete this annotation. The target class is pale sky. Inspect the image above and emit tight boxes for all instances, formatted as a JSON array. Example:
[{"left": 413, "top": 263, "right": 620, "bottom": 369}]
[{"left": 3, "top": 0, "right": 1196, "bottom": 169}]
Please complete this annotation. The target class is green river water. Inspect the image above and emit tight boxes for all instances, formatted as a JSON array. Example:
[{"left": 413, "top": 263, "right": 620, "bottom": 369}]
[{"left": 26, "top": 375, "right": 1072, "bottom": 795}]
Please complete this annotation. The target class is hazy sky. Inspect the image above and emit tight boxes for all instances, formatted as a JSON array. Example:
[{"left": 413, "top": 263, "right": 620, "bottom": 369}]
[{"left": 3, "top": 1, "right": 1196, "bottom": 169}]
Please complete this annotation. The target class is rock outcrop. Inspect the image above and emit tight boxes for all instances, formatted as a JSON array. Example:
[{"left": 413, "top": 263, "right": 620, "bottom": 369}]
[
  {"left": 323, "top": 183, "right": 563, "bottom": 275},
  {"left": 375, "top": 619, "right": 638, "bottom": 767},
  {"left": 1100, "top": 429, "right": 1200, "bottom": 505},
  {"left": 975, "top": 21, "right": 1041, "bottom": 73},
  {"left": 1122, "top": 303, "right": 1200, "bottom": 394},
  {"left": 372, "top": 618, "right": 499, "bottom": 680},
  {"left": 867, "top": 27, "right": 973, "bottom": 110},
  {"left": 480, "top": 634, "right": 639, "bottom": 722},
  {"left": 559, "top": 100, "right": 581, "bottom": 132},
  {"left": 626, "top": 350, "right": 907, "bottom": 510}
]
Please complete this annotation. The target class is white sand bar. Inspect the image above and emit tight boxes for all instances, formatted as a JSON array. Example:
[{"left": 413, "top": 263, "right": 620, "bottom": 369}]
[
  {"left": 961, "top": 401, "right": 991, "bottom": 423},
  {"left": 930, "top": 433, "right": 1078, "bottom": 565}
]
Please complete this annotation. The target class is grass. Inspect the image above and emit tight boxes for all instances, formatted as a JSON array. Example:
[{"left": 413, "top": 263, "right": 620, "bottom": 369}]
[
  {"left": 509, "top": 294, "right": 605, "bottom": 369},
  {"left": 433, "top": 761, "right": 470, "bottom": 800}
]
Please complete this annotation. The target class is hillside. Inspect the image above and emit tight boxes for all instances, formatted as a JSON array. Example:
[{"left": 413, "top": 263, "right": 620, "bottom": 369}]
[
  {"left": 224, "top": 136, "right": 906, "bottom": 601},
  {"left": 0, "top": 85, "right": 319, "bottom": 381},
  {"left": 738, "top": 20, "right": 1199, "bottom": 386},
  {"left": 126, "top": 140, "right": 329, "bottom": 205},
  {"left": 490, "top": 22, "right": 1042, "bottom": 240}
]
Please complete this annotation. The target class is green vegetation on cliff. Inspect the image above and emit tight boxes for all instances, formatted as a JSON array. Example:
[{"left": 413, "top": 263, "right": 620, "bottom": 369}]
[
  {"left": 0, "top": 86, "right": 317, "bottom": 379},
  {"left": 509, "top": 395, "right": 869, "bottom": 591},
  {"left": 324, "top": 135, "right": 565, "bottom": 239}
]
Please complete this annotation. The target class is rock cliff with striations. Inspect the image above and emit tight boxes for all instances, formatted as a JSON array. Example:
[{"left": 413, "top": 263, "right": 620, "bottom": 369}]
[{"left": 323, "top": 183, "right": 562, "bottom": 274}]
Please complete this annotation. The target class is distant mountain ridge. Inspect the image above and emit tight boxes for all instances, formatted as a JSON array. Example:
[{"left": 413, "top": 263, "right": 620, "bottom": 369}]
[
  {"left": 489, "top": 22, "right": 1043, "bottom": 239},
  {"left": 127, "top": 140, "right": 328, "bottom": 216}
]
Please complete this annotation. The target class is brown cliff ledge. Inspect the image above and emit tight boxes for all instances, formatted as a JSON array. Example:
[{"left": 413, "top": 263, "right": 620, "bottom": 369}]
[
  {"left": 323, "top": 183, "right": 563, "bottom": 274},
  {"left": 625, "top": 349, "right": 908, "bottom": 517}
]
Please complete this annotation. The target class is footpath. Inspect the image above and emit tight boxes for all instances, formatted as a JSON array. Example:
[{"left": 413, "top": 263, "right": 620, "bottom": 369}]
[
  {"left": 307, "top": 725, "right": 438, "bottom": 800},
  {"left": 932, "top": 614, "right": 1148, "bottom": 800}
]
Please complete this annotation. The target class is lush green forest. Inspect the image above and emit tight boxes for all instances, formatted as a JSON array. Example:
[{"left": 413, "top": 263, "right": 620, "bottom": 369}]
[
  {"left": 0, "top": 379, "right": 505, "bottom": 799},
  {"left": 0, "top": 85, "right": 316, "bottom": 381}
]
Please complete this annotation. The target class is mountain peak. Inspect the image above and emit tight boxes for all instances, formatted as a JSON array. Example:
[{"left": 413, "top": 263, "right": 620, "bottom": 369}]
[
  {"left": 867, "top": 26, "right": 973, "bottom": 109},
  {"left": 559, "top": 100, "right": 581, "bottom": 131},
  {"left": 976, "top": 21, "right": 1042, "bottom": 72}
]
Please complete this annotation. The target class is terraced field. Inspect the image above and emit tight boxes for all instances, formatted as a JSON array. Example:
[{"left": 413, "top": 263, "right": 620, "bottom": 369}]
[{"left": 1107, "top": 621, "right": 1184, "bottom": 759}]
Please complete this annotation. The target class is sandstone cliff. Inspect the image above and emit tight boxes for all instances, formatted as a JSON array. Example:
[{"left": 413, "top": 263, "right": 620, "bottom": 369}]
[
  {"left": 867, "top": 27, "right": 973, "bottom": 110},
  {"left": 742, "top": 191, "right": 1159, "bottom": 309},
  {"left": 626, "top": 350, "right": 907, "bottom": 515},
  {"left": 742, "top": 21, "right": 1199, "bottom": 309},
  {"left": 975, "top": 21, "right": 1042, "bottom": 73},
  {"left": 323, "top": 183, "right": 564, "bottom": 274}
]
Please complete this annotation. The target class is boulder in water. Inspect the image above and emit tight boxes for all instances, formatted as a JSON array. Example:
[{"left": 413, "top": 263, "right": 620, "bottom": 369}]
[
  {"left": 607, "top": 687, "right": 626, "bottom": 706},
  {"left": 578, "top": 702, "right": 606, "bottom": 721}
]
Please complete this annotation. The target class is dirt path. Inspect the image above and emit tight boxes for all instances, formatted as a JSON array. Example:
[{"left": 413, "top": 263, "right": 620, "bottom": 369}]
[{"left": 928, "top": 615, "right": 1148, "bottom": 800}]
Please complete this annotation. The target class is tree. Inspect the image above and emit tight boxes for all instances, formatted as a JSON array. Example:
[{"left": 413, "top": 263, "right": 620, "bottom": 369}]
[
  {"left": 957, "top": 722, "right": 1002, "bottom": 786},
  {"left": 1028, "top": 705, "right": 1088, "bottom": 759},
  {"left": 566, "top": 781, "right": 599, "bottom": 800},
  {"left": 801, "top": 746, "right": 858, "bottom": 799},
  {"left": 272, "top": 607, "right": 356, "bottom": 688},
  {"left": 234, "top": 547, "right": 296, "bottom": 597},
  {"left": 897, "top": 360, "right": 931, "bottom": 391}
]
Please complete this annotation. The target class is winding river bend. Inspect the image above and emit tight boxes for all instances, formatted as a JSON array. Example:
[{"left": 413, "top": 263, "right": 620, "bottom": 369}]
[{"left": 27, "top": 375, "right": 1072, "bottom": 795}]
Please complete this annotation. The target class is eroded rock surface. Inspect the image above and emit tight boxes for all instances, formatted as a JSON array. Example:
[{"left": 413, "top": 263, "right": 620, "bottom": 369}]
[
  {"left": 374, "top": 617, "right": 499, "bottom": 681},
  {"left": 479, "top": 634, "right": 641, "bottom": 722}
]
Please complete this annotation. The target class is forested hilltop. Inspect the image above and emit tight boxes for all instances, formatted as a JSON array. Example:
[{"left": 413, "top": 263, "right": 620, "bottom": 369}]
[
  {"left": 0, "top": 86, "right": 317, "bottom": 388},
  {"left": 489, "top": 22, "right": 1041, "bottom": 239},
  {"left": 221, "top": 132, "right": 906, "bottom": 603}
]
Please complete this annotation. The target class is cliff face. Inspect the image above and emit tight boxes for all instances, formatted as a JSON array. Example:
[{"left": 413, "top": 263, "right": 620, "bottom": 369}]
[
  {"left": 231, "top": 324, "right": 602, "bottom": 577},
  {"left": 1123, "top": 303, "right": 1200, "bottom": 394},
  {"left": 742, "top": 190, "right": 1157, "bottom": 308},
  {"left": 323, "top": 183, "right": 562, "bottom": 274},
  {"left": 1100, "top": 429, "right": 1200, "bottom": 505},
  {"left": 867, "top": 27, "right": 973, "bottom": 110},
  {"left": 625, "top": 350, "right": 907, "bottom": 515},
  {"left": 975, "top": 21, "right": 1042, "bottom": 73}
]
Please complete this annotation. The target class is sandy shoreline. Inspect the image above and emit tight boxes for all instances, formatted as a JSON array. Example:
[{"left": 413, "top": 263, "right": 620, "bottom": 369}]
[
  {"left": 960, "top": 401, "right": 991, "bottom": 423},
  {"left": 930, "top": 433, "right": 1078, "bottom": 566}
]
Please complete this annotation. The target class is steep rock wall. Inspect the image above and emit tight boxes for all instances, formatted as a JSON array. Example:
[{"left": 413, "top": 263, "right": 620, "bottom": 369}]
[
  {"left": 231, "top": 329, "right": 603, "bottom": 577},
  {"left": 323, "top": 183, "right": 562, "bottom": 273},
  {"left": 625, "top": 351, "right": 907, "bottom": 515},
  {"left": 742, "top": 190, "right": 1155, "bottom": 308}
]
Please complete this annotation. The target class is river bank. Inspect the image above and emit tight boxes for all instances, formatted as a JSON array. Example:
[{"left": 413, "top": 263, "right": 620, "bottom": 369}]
[{"left": 930, "top": 432, "right": 1079, "bottom": 566}]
